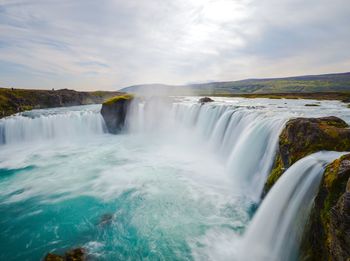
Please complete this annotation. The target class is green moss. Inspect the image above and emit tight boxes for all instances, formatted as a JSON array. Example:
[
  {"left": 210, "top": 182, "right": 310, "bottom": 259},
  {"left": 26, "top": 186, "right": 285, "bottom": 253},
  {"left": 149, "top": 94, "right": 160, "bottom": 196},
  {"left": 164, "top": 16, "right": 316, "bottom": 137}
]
[
  {"left": 265, "top": 155, "right": 284, "bottom": 192},
  {"left": 103, "top": 94, "right": 134, "bottom": 105}
]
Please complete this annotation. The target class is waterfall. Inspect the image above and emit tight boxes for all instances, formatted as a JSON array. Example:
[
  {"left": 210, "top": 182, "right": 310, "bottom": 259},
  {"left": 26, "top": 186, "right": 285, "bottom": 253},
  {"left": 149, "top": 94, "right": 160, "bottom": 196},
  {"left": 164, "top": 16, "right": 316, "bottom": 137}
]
[
  {"left": 238, "top": 151, "right": 346, "bottom": 261},
  {"left": 0, "top": 105, "right": 106, "bottom": 145},
  {"left": 125, "top": 99, "right": 288, "bottom": 200}
]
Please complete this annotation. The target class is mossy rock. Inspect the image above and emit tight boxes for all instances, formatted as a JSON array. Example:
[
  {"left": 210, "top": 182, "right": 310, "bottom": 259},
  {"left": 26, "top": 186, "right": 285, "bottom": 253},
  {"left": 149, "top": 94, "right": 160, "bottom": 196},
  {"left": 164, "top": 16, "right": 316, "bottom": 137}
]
[
  {"left": 300, "top": 154, "right": 350, "bottom": 261},
  {"left": 101, "top": 94, "right": 135, "bottom": 134},
  {"left": 103, "top": 94, "right": 134, "bottom": 106},
  {"left": 264, "top": 116, "right": 350, "bottom": 194}
]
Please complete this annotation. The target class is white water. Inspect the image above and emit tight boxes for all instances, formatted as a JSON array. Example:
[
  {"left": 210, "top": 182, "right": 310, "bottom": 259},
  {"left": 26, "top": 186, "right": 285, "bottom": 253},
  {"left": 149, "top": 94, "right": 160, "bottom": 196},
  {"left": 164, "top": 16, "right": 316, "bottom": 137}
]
[
  {"left": 238, "top": 151, "right": 347, "bottom": 261},
  {"left": 0, "top": 97, "right": 349, "bottom": 260},
  {"left": 0, "top": 105, "right": 105, "bottom": 145}
]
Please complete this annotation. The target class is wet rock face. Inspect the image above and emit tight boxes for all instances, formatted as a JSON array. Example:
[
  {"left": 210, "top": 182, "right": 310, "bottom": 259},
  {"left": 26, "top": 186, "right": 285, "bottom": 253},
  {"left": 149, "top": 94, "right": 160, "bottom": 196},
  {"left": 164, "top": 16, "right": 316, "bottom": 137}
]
[
  {"left": 198, "top": 97, "right": 214, "bottom": 104},
  {"left": 300, "top": 154, "right": 350, "bottom": 261},
  {"left": 100, "top": 94, "right": 134, "bottom": 134},
  {"left": 264, "top": 116, "right": 350, "bottom": 193}
]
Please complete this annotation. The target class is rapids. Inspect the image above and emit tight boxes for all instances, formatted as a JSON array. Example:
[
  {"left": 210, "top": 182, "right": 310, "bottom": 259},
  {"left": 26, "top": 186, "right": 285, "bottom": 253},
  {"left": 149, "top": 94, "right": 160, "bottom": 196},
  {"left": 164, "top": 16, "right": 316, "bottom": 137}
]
[{"left": 0, "top": 97, "right": 349, "bottom": 260}]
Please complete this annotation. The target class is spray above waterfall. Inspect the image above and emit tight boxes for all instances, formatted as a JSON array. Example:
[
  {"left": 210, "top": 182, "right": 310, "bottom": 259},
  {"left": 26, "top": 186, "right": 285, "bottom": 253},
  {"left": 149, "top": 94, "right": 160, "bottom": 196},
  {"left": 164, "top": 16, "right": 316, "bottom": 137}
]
[{"left": 0, "top": 97, "right": 349, "bottom": 260}]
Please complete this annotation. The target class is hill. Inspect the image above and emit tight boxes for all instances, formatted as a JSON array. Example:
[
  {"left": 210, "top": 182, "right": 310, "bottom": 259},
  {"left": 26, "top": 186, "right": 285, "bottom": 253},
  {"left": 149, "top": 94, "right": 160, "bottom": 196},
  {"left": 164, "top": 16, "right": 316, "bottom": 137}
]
[{"left": 119, "top": 72, "right": 350, "bottom": 95}]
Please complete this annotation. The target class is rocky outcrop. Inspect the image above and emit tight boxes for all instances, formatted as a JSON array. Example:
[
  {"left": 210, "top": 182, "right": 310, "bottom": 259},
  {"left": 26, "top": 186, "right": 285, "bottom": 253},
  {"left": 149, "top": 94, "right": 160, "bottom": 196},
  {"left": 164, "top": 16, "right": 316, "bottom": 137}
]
[
  {"left": 100, "top": 94, "right": 134, "bottom": 134},
  {"left": 199, "top": 97, "right": 214, "bottom": 104},
  {"left": 264, "top": 116, "right": 350, "bottom": 193},
  {"left": 44, "top": 248, "right": 85, "bottom": 261},
  {"left": 300, "top": 154, "right": 350, "bottom": 261},
  {"left": 0, "top": 87, "right": 124, "bottom": 118},
  {"left": 263, "top": 116, "right": 350, "bottom": 260}
]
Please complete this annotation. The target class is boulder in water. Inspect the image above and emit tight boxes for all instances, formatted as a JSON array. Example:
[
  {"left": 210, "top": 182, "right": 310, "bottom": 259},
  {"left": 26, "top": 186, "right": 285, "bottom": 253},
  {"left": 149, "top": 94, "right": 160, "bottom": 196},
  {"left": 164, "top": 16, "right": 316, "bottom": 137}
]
[
  {"left": 99, "top": 213, "right": 114, "bottom": 226},
  {"left": 264, "top": 116, "right": 350, "bottom": 193},
  {"left": 198, "top": 97, "right": 214, "bottom": 104},
  {"left": 300, "top": 153, "right": 350, "bottom": 261},
  {"left": 44, "top": 248, "right": 85, "bottom": 261},
  {"left": 100, "top": 94, "right": 134, "bottom": 134},
  {"left": 65, "top": 248, "right": 85, "bottom": 261},
  {"left": 44, "top": 253, "right": 64, "bottom": 261}
]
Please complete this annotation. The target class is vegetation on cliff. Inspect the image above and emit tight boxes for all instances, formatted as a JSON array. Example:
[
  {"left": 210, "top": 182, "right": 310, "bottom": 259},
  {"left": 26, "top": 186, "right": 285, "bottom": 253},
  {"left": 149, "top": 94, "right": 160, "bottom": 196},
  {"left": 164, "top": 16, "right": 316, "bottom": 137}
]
[
  {"left": 264, "top": 116, "right": 350, "bottom": 260},
  {"left": 103, "top": 94, "right": 134, "bottom": 105},
  {"left": 300, "top": 154, "right": 350, "bottom": 261},
  {"left": 265, "top": 116, "right": 350, "bottom": 193},
  {"left": 0, "top": 87, "right": 123, "bottom": 118}
]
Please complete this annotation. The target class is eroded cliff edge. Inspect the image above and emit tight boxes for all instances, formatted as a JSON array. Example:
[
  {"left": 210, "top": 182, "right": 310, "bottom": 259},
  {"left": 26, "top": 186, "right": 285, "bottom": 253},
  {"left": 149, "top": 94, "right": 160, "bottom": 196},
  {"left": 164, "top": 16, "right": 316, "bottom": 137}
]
[
  {"left": 264, "top": 116, "right": 350, "bottom": 260},
  {"left": 264, "top": 116, "right": 350, "bottom": 192},
  {"left": 301, "top": 154, "right": 350, "bottom": 261},
  {"left": 100, "top": 94, "right": 134, "bottom": 134}
]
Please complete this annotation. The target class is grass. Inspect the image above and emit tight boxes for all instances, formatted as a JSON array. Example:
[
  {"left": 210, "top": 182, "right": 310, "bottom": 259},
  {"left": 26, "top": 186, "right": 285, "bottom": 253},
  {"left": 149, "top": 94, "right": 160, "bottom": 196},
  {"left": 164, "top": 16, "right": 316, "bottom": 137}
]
[{"left": 103, "top": 94, "right": 134, "bottom": 105}]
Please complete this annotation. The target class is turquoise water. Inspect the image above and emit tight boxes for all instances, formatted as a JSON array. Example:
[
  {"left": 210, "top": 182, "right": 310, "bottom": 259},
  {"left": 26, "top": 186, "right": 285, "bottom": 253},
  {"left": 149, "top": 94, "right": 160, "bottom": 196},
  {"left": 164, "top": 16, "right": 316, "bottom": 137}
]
[
  {"left": 1, "top": 98, "right": 348, "bottom": 260},
  {"left": 0, "top": 134, "right": 253, "bottom": 260}
]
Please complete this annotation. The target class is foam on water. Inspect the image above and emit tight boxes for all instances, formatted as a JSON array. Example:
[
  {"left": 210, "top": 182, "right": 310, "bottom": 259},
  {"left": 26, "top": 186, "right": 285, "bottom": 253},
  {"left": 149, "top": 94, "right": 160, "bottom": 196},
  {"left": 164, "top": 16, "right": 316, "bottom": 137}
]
[{"left": 0, "top": 98, "right": 349, "bottom": 260}]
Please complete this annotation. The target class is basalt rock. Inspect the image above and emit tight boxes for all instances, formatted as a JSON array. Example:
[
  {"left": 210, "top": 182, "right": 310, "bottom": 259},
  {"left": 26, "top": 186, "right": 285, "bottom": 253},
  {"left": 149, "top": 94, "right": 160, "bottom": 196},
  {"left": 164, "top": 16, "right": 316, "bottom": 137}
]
[
  {"left": 198, "top": 97, "right": 214, "bottom": 104},
  {"left": 264, "top": 116, "right": 350, "bottom": 194},
  {"left": 300, "top": 154, "right": 350, "bottom": 261},
  {"left": 100, "top": 94, "right": 134, "bottom": 134}
]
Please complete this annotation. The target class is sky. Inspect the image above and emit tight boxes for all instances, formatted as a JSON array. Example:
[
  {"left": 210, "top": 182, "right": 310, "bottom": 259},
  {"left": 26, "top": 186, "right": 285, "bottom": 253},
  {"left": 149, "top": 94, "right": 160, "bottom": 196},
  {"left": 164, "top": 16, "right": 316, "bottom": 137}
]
[{"left": 0, "top": 0, "right": 349, "bottom": 91}]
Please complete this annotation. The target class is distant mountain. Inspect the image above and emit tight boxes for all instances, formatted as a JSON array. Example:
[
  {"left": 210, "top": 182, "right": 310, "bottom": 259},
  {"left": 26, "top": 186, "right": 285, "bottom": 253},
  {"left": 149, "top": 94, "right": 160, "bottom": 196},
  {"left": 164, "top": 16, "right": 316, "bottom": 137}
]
[{"left": 119, "top": 72, "right": 350, "bottom": 95}]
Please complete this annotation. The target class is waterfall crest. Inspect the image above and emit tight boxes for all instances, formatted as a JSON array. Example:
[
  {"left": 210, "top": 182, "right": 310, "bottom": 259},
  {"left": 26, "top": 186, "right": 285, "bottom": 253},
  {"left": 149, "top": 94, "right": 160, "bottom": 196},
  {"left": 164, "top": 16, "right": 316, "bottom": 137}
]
[
  {"left": 125, "top": 99, "right": 288, "bottom": 199},
  {"left": 238, "top": 151, "right": 346, "bottom": 261},
  {"left": 0, "top": 105, "right": 105, "bottom": 145}
]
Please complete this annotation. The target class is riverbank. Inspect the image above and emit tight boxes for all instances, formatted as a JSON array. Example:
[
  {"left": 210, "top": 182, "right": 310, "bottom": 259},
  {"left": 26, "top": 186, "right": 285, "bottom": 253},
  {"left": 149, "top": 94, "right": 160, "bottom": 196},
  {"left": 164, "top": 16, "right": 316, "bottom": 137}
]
[{"left": 0, "top": 87, "right": 123, "bottom": 118}]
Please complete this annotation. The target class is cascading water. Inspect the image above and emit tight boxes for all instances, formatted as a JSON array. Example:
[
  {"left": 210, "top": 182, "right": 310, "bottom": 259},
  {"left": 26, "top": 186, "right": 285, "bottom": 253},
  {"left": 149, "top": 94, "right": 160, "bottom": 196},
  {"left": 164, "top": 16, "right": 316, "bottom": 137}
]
[
  {"left": 125, "top": 99, "right": 287, "bottom": 200},
  {"left": 0, "top": 105, "right": 105, "bottom": 145},
  {"left": 0, "top": 97, "right": 348, "bottom": 260},
  {"left": 238, "top": 151, "right": 347, "bottom": 261}
]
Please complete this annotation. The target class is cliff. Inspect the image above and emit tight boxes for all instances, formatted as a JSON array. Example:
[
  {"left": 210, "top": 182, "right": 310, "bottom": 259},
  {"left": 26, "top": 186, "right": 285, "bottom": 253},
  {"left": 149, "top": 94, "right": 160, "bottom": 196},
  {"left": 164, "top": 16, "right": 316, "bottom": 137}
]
[
  {"left": 100, "top": 94, "right": 134, "bottom": 134},
  {"left": 300, "top": 154, "right": 350, "bottom": 261},
  {"left": 264, "top": 116, "right": 350, "bottom": 260},
  {"left": 264, "top": 116, "right": 350, "bottom": 193},
  {"left": 0, "top": 87, "right": 123, "bottom": 118}
]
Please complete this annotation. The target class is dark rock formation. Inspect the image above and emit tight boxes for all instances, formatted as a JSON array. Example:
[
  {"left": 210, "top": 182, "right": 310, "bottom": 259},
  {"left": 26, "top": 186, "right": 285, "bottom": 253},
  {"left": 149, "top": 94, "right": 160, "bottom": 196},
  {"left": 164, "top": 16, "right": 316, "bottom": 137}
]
[
  {"left": 199, "top": 97, "right": 214, "bottom": 104},
  {"left": 65, "top": 248, "right": 85, "bottom": 261},
  {"left": 300, "top": 154, "right": 350, "bottom": 261},
  {"left": 100, "top": 94, "right": 134, "bottom": 134},
  {"left": 264, "top": 116, "right": 350, "bottom": 193},
  {"left": 44, "top": 248, "right": 85, "bottom": 261},
  {"left": 44, "top": 253, "right": 64, "bottom": 261},
  {"left": 99, "top": 213, "right": 114, "bottom": 226}
]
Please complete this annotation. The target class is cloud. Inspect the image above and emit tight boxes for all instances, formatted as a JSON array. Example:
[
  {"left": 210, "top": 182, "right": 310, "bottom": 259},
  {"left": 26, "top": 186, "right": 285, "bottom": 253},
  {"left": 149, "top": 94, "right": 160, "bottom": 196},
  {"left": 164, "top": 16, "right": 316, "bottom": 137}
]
[{"left": 0, "top": 0, "right": 349, "bottom": 90}]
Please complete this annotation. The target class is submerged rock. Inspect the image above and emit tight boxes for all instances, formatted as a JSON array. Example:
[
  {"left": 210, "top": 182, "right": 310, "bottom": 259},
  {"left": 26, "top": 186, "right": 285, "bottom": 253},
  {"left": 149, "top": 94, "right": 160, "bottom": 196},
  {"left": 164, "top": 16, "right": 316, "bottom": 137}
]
[
  {"left": 300, "top": 154, "right": 350, "bottom": 261},
  {"left": 44, "top": 248, "right": 85, "bottom": 261},
  {"left": 198, "top": 97, "right": 214, "bottom": 104},
  {"left": 99, "top": 213, "right": 114, "bottom": 226},
  {"left": 304, "top": 103, "right": 320, "bottom": 106},
  {"left": 65, "top": 248, "right": 85, "bottom": 261},
  {"left": 44, "top": 253, "right": 64, "bottom": 261},
  {"left": 264, "top": 116, "right": 350, "bottom": 193},
  {"left": 100, "top": 94, "right": 134, "bottom": 134}
]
